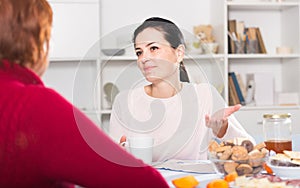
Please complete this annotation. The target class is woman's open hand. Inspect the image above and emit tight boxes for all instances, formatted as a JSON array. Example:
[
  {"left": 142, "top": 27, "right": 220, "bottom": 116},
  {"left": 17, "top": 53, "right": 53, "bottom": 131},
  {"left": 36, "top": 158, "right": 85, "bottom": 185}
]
[{"left": 205, "top": 104, "right": 241, "bottom": 138}]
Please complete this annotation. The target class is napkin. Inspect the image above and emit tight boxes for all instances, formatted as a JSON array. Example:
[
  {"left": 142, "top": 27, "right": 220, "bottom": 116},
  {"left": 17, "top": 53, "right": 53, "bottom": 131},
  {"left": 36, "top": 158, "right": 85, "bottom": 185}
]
[{"left": 153, "top": 160, "right": 216, "bottom": 174}]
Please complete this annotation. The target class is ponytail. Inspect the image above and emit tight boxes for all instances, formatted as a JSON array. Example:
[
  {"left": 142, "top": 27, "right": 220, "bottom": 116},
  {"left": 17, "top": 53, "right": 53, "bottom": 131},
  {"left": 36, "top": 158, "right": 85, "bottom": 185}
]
[{"left": 179, "top": 61, "right": 190, "bottom": 83}]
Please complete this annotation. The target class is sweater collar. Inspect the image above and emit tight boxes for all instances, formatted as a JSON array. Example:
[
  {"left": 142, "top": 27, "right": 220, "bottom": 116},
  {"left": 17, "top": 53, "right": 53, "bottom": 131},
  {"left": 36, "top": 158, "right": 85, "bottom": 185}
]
[{"left": 0, "top": 59, "right": 44, "bottom": 86}]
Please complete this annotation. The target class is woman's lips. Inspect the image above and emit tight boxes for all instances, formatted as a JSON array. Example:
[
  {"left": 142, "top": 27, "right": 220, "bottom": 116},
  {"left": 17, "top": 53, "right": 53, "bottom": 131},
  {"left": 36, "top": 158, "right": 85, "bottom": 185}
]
[{"left": 144, "top": 66, "right": 156, "bottom": 73}]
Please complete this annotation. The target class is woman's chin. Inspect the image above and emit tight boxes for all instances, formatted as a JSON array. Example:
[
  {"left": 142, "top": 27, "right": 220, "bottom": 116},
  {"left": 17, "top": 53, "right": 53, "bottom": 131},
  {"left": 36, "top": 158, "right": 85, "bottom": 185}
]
[
  {"left": 145, "top": 76, "right": 157, "bottom": 83},
  {"left": 145, "top": 73, "right": 162, "bottom": 80}
]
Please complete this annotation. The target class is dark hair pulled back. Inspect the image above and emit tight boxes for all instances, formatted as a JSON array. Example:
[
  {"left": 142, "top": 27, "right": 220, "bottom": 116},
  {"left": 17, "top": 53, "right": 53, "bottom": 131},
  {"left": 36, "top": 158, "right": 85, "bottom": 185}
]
[{"left": 133, "top": 17, "right": 190, "bottom": 83}]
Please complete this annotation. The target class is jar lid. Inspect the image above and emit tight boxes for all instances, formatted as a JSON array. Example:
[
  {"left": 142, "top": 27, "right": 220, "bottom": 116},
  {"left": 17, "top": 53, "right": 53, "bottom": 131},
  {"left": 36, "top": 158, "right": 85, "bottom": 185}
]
[{"left": 263, "top": 113, "right": 291, "bottom": 119}]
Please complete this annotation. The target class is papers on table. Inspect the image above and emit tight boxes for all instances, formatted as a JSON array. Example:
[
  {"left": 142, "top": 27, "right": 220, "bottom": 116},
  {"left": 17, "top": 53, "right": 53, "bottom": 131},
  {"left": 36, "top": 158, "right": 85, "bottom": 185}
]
[{"left": 153, "top": 160, "right": 216, "bottom": 174}]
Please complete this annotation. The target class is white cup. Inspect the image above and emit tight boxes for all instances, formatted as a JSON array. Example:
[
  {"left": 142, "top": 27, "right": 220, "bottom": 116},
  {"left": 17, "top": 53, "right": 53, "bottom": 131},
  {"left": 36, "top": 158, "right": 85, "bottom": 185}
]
[{"left": 122, "top": 137, "right": 154, "bottom": 164}]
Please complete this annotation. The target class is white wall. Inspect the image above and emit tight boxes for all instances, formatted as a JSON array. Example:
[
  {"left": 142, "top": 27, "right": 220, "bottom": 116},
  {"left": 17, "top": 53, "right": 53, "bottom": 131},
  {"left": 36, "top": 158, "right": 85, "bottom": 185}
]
[
  {"left": 99, "top": 0, "right": 212, "bottom": 50},
  {"left": 44, "top": 0, "right": 213, "bottom": 108},
  {"left": 100, "top": 0, "right": 211, "bottom": 36}
]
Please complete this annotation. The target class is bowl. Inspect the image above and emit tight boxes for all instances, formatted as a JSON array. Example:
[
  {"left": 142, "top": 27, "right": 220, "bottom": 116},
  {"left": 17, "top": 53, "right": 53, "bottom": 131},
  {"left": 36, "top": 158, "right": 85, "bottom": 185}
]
[
  {"left": 209, "top": 153, "right": 267, "bottom": 176},
  {"left": 267, "top": 151, "right": 300, "bottom": 179},
  {"left": 208, "top": 139, "right": 268, "bottom": 176},
  {"left": 267, "top": 163, "right": 300, "bottom": 179},
  {"left": 201, "top": 42, "right": 219, "bottom": 54},
  {"left": 101, "top": 48, "right": 125, "bottom": 56}
]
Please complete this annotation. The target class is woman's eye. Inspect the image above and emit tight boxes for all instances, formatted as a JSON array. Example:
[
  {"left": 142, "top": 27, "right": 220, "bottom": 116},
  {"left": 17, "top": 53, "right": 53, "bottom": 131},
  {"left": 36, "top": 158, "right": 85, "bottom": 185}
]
[
  {"left": 135, "top": 51, "right": 142, "bottom": 56},
  {"left": 150, "top": 46, "right": 158, "bottom": 51}
]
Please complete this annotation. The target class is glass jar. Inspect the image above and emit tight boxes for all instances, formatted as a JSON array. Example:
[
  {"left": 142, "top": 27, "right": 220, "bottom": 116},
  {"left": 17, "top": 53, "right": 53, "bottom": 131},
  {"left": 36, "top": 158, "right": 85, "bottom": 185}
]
[{"left": 263, "top": 113, "right": 292, "bottom": 153}]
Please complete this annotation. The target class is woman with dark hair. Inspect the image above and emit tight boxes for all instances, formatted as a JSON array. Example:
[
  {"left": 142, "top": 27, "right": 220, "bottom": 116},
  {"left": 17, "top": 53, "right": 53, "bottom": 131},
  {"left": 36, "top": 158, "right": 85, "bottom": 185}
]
[
  {"left": 0, "top": 1, "right": 168, "bottom": 187},
  {"left": 109, "top": 17, "right": 254, "bottom": 162}
]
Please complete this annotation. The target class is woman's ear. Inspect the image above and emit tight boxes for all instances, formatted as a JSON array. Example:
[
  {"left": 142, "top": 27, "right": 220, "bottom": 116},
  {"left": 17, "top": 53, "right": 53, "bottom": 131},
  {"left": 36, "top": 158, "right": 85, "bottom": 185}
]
[{"left": 176, "top": 44, "right": 185, "bottom": 63}]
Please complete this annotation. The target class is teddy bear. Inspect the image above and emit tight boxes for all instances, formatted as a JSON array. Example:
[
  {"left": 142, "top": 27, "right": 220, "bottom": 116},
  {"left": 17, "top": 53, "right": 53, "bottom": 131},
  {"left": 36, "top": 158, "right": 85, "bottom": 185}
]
[{"left": 193, "top": 24, "right": 215, "bottom": 43}]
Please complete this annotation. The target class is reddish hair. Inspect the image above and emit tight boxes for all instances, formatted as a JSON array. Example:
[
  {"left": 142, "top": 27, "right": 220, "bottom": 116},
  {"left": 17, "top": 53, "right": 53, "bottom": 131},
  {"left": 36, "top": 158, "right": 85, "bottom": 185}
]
[{"left": 0, "top": 0, "right": 52, "bottom": 67}]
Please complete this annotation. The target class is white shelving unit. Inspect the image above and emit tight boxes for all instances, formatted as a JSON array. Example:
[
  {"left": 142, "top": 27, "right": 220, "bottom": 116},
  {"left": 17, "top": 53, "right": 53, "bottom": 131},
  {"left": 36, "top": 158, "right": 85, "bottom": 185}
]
[{"left": 224, "top": 0, "right": 300, "bottom": 139}]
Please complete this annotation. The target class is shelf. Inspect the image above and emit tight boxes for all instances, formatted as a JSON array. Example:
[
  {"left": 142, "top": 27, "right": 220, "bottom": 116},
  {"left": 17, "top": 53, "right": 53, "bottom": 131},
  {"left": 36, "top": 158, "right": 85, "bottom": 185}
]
[
  {"left": 81, "top": 109, "right": 101, "bottom": 114},
  {"left": 227, "top": 1, "right": 299, "bottom": 11},
  {"left": 101, "top": 110, "right": 112, "bottom": 114},
  {"left": 240, "top": 105, "right": 300, "bottom": 111},
  {"left": 100, "top": 56, "right": 137, "bottom": 61},
  {"left": 228, "top": 54, "right": 300, "bottom": 59},
  {"left": 49, "top": 57, "right": 97, "bottom": 62},
  {"left": 100, "top": 54, "right": 225, "bottom": 61},
  {"left": 184, "top": 54, "right": 225, "bottom": 60},
  {"left": 80, "top": 109, "right": 113, "bottom": 116}
]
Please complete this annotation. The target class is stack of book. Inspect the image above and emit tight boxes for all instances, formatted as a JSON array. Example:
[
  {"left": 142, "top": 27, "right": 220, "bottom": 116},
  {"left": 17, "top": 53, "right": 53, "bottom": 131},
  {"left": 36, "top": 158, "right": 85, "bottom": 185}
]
[{"left": 228, "top": 19, "right": 266, "bottom": 54}]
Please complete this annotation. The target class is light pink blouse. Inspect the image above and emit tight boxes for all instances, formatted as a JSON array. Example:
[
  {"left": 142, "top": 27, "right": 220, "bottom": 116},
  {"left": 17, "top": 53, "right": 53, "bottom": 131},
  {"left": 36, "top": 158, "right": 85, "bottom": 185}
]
[{"left": 109, "top": 83, "right": 255, "bottom": 162}]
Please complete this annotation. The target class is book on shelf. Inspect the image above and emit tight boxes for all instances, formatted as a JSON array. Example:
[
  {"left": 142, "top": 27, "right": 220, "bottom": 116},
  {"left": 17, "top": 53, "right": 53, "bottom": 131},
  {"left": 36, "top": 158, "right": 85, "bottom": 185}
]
[
  {"left": 228, "top": 19, "right": 237, "bottom": 54},
  {"left": 228, "top": 73, "right": 240, "bottom": 106},
  {"left": 235, "top": 73, "right": 247, "bottom": 99},
  {"left": 255, "top": 27, "right": 267, "bottom": 54},
  {"left": 229, "top": 72, "right": 246, "bottom": 105},
  {"left": 236, "top": 21, "right": 245, "bottom": 41},
  {"left": 245, "top": 27, "right": 259, "bottom": 53}
]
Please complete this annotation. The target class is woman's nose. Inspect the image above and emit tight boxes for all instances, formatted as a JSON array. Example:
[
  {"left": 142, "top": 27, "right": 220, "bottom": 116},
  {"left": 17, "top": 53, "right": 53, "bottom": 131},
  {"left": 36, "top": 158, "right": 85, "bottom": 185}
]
[
  {"left": 140, "top": 57, "right": 150, "bottom": 64},
  {"left": 142, "top": 49, "right": 152, "bottom": 62},
  {"left": 139, "top": 51, "right": 150, "bottom": 64}
]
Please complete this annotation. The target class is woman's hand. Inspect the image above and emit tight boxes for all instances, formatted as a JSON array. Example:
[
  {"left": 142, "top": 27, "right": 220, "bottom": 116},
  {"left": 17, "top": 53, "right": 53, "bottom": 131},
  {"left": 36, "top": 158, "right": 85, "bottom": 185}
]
[
  {"left": 205, "top": 104, "right": 241, "bottom": 138},
  {"left": 119, "top": 135, "right": 127, "bottom": 147}
]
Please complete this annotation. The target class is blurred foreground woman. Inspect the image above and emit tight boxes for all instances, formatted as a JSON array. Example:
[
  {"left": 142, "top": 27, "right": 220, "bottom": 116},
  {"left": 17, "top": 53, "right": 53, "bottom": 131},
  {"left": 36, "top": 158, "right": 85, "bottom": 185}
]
[{"left": 0, "top": 0, "right": 168, "bottom": 187}]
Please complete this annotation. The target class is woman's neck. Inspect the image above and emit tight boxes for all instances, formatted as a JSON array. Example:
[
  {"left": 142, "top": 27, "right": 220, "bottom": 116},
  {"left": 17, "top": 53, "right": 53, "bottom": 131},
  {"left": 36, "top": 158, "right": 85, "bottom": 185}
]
[{"left": 145, "top": 80, "right": 182, "bottom": 98}]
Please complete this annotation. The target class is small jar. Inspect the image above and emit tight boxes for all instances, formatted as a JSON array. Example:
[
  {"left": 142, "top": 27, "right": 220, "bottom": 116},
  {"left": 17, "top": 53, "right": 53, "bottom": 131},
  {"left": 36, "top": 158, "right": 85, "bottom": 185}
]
[{"left": 263, "top": 113, "right": 292, "bottom": 153}]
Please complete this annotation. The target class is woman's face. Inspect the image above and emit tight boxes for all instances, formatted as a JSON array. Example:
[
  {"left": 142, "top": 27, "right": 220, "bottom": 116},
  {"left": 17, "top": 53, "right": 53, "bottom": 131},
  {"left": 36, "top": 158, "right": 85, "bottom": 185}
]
[{"left": 134, "top": 28, "right": 184, "bottom": 83}]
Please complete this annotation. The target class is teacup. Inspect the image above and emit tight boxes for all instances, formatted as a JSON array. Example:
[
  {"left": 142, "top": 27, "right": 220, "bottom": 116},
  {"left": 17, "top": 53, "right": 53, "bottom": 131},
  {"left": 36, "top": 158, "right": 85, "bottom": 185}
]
[{"left": 122, "top": 137, "right": 154, "bottom": 164}]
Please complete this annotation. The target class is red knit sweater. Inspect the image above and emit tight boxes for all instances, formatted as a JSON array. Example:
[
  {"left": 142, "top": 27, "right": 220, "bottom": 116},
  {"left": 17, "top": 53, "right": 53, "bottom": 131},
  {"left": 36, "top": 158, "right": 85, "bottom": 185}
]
[{"left": 0, "top": 60, "right": 168, "bottom": 188}]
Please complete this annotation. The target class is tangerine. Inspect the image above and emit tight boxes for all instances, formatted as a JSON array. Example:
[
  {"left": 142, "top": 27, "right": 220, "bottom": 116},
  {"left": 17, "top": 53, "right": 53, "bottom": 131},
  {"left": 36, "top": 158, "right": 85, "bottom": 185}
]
[
  {"left": 224, "top": 171, "right": 238, "bottom": 182},
  {"left": 172, "top": 175, "right": 199, "bottom": 188},
  {"left": 206, "top": 179, "right": 229, "bottom": 188}
]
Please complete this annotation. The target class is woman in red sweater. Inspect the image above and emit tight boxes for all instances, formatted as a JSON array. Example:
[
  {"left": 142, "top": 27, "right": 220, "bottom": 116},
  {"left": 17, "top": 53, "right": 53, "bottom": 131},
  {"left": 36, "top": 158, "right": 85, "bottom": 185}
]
[{"left": 0, "top": 0, "right": 168, "bottom": 187}]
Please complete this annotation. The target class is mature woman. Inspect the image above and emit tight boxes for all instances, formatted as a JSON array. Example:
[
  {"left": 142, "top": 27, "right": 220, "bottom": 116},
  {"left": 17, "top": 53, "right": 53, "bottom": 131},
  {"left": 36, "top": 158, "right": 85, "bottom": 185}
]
[
  {"left": 109, "top": 17, "right": 255, "bottom": 162},
  {"left": 0, "top": 1, "right": 168, "bottom": 187}
]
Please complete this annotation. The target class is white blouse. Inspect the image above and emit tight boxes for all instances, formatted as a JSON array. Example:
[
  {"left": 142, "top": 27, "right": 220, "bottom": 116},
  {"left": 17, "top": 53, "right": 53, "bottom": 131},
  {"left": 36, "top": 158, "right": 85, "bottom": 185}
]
[{"left": 109, "top": 82, "right": 255, "bottom": 162}]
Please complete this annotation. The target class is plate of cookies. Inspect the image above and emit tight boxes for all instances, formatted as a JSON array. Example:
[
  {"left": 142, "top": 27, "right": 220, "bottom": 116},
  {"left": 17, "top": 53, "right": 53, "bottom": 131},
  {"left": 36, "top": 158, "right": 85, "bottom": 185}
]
[
  {"left": 208, "top": 138, "right": 268, "bottom": 176},
  {"left": 267, "top": 150, "right": 300, "bottom": 179}
]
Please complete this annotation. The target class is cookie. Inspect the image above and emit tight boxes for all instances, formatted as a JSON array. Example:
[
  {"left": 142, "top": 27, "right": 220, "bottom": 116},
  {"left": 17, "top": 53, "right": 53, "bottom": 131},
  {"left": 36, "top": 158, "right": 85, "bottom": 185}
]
[
  {"left": 236, "top": 164, "right": 253, "bottom": 176},
  {"left": 254, "top": 142, "right": 266, "bottom": 151},
  {"left": 219, "top": 147, "right": 233, "bottom": 160},
  {"left": 208, "top": 140, "right": 220, "bottom": 152},
  {"left": 231, "top": 146, "right": 249, "bottom": 161},
  {"left": 224, "top": 161, "right": 239, "bottom": 174}
]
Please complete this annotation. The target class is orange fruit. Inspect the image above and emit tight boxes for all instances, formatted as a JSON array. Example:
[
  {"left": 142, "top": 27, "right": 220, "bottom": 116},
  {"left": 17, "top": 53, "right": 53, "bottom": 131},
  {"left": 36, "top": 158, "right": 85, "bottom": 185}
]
[
  {"left": 224, "top": 171, "right": 238, "bottom": 182},
  {"left": 263, "top": 162, "right": 273, "bottom": 174},
  {"left": 172, "top": 175, "right": 199, "bottom": 188},
  {"left": 206, "top": 179, "right": 229, "bottom": 188}
]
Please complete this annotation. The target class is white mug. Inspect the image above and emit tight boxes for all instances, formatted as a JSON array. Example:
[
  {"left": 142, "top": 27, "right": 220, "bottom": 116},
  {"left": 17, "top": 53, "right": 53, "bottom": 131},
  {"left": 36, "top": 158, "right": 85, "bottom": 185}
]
[{"left": 121, "top": 137, "right": 154, "bottom": 164}]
